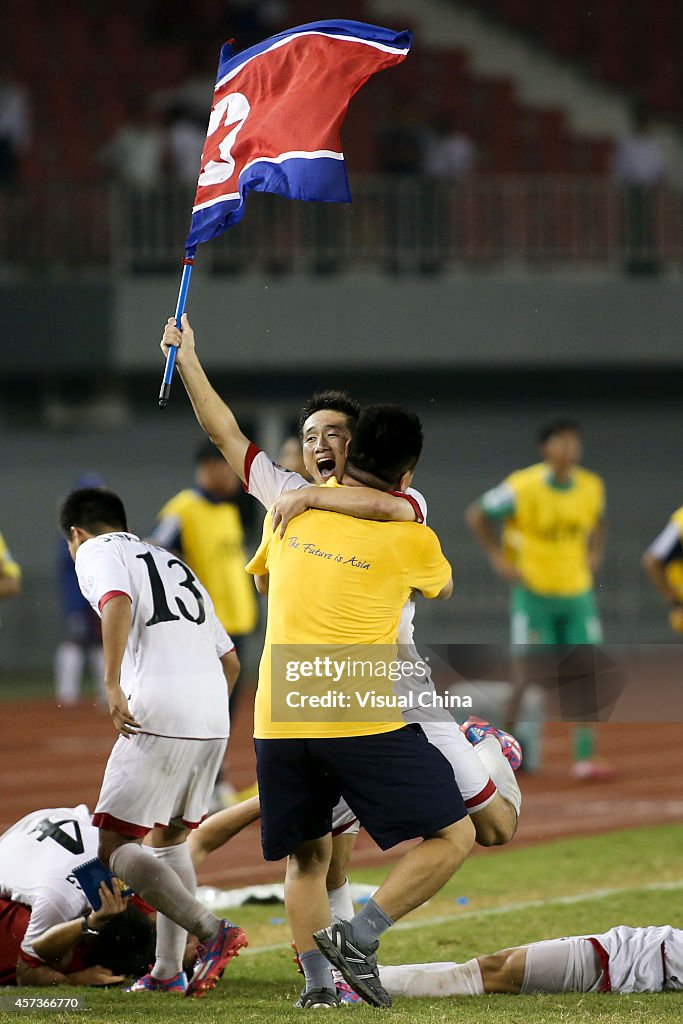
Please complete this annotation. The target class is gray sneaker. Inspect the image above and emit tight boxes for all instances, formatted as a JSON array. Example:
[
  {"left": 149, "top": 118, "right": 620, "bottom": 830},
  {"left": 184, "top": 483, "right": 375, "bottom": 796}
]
[
  {"left": 313, "top": 921, "right": 391, "bottom": 1009},
  {"left": 295, "top": 987, "right": 340, "bottom": 1009}
]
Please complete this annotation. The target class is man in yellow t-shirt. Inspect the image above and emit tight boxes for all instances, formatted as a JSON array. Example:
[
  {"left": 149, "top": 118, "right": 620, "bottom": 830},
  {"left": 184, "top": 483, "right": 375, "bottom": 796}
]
[
  {"left": 0, "top": 529, "right": 21, "bottom": 605},
  {"left": 151, "top": 439, "right": 257, "bottom": 648},
  {"left": 246, "top": 406, "right": 474, "bottom": 1010},
  {"left": 466, "top": 420, "right": 608, "bottom": 779},
  {"left": 642, "top": 506, "right": 683, "bottom": 633}
]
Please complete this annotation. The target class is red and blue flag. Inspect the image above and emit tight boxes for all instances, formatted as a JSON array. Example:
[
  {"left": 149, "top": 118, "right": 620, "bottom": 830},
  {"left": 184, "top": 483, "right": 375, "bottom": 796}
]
[{"left": 186, "top": 20, "right": 412, "bottom": 253}]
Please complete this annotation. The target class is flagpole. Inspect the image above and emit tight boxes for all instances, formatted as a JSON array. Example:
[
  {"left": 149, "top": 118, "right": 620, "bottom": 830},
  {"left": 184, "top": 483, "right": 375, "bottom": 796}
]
[{"left": 158, "top": 254, "right": 195, "bottom": 409}]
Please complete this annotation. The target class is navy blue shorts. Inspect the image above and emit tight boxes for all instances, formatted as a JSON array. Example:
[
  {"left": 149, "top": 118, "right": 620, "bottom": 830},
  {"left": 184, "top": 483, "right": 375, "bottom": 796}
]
[{"left": 255, "top": 724, "right": 467, "bottom": 861}]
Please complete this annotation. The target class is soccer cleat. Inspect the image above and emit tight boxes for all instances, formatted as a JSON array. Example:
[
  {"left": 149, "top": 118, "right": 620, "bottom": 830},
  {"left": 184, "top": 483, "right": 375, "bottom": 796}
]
[
  {"left": 333, "top": 970, "right": 363, "bottom": 1005},
  {"left": 126, "top": 970, "right": 188, "bottom": 994},
  {"left": 295, "top": 986, "right": 341, "bottom": 1008},
  {"left": 460, "top": 716, "right": 523, "bottom": 771},
  {"left": 185, "top": 920, "right": 248, "bottom": 998},
  {"left": 313, "top": 920, "right": 391, "bottom": 1009},
  {"left": 570, "top": 759, "right": 616, "bottom": 783}
]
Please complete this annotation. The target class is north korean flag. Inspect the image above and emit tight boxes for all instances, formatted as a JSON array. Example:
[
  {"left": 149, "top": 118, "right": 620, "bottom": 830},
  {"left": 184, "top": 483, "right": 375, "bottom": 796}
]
[{"left": 185, "top": 20, "right": 412, "bottom": 253}]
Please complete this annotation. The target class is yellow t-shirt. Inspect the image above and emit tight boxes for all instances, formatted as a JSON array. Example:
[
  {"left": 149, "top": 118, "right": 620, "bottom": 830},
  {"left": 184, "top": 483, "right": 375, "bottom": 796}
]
[
  {"left": 482, "top": 463, "right": 605, "bottom": 597},
  {"left": 664, "top": 506, "right": 683, "bottom": 598},
  {"left": 0, "top": 531, "right": 21, "bottom": 581},
  {"left": 156, "top": 489, "right": 257, "bottom": 635},
  {"left": 246, "top": 481, "right": 452, "bottom": 739}
]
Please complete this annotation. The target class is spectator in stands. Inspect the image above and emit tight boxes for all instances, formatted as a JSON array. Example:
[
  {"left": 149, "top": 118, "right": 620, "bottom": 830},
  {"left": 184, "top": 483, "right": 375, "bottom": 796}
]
[
  {"left": 377, "top": 97, "right": 427, "bottom": 273},
  {"left": 98, "top": 98, "right": 166, "bottom": 191},
  {"left": 98, "top": 97, "right": 168, "bottom": 269},
  {"left": 0, "top": 64, "right": 31, "bottom": 187},
  {"left": 422, "top": 112, "right": 476, "bottom": 272},
  {"left": 423, "top": 113, "right": 476, "bottom": 181},
  {"left": 611, "top": 106, "right": 665, "bottom": 275},
  {"left": 377, "top": 96, "right": 425, "bottom": 177},
  {"left": 166, "top": 104, "right": 206, "bottom": 188}
]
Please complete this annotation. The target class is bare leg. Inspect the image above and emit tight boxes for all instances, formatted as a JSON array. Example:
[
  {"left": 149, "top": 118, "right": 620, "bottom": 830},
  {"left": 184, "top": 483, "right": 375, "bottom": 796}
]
[
  {"left": 286, "top": 835, "right": 336, "bottom": 997},
  {"left": 371, "top": 816, "right": 475, "bottom": 922},
  {"left": 326, "top": 832, "right": 356, "bottom": 891},
  {"left": 470, "top": 793, "right": 518, "bottom": 846},
  {"left": 285, "top": 834, "right": 333, "bottom": 954},
  {"left": 478, "top": 948, "right": 528, "bottom": 993},
  {"left": 188, "top": 797, "right": 261, "bottom": 870}
]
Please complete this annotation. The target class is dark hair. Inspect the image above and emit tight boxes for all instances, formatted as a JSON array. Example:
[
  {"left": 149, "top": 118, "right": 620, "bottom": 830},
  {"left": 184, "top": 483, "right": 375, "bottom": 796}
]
[
  {"left": 194, "top": 437, "right": 224, "bottom": 464},
  {"left": 297, "top": 389, "right": 361, "bottom": 438},
  {"left": 85, "top": 905, "right": 156, "bottom": 977},
  {"left": 537, "top": 419, "right": 581, "bottom": 446},
  {"left": 346, "top": 405, "right": 423, "bottom": 488},
  {"left": 59, "top": 488, "right": 128, "bottom": 538}
]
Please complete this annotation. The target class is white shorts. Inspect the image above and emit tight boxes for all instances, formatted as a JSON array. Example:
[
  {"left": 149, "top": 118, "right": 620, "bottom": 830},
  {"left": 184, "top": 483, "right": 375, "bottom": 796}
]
[
  {"left": 331, "top": 797, "right": 360, "bottom": 836},
  {"left": 420, "top": 721, "right": 495, "bottom": 811},
  {"left": 522, "top": 937, "right": 601, "bottom": 993},
  {"left": 93, "top": 732, "right": 227, "bottom": 836}
]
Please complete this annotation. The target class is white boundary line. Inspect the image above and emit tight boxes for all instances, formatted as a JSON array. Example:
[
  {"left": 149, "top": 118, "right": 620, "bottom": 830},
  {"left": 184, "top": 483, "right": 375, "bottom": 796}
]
[{"left": 241, "top": 878, "right": 683, "bottom": 957}]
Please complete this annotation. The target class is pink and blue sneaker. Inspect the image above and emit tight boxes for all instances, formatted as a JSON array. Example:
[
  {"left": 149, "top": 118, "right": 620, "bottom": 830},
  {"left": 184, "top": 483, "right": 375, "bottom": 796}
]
[
  {"left": 333, "top": 970, "right": 363, "bottom": 1005},
  {"left": 460, "top": 716, "right": 523, "bottom": 771},
  {"left": 126, "top": 970, "right": 188, "bottom": 994},
  {"left": 185, "top": 920, "right": 248, "bottom": 998}
]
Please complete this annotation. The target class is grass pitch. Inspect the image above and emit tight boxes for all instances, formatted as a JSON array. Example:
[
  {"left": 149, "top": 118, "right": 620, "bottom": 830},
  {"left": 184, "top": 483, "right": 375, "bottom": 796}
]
[{"left": 5, "top": 823, "right": 682, "bottom": 1023}]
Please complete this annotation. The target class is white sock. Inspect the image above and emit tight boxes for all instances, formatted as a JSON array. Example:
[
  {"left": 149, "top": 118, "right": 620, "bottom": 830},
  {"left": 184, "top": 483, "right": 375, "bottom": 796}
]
[
  {"left": 327, "top": 879, "right": 354, "bottom": 923},
  {"left": 475, "top": 735, "right": 522, "bottom": 817},
  {"left": 55, "top": 642, "right": 84, "bottom": 704},
  {"left": 110, "top": 843, "right": 219, "bottom": 942},
  {"left": 380, "top": 958, "right": 484, "bottom": 997},
  {"left": 150, "top": 844, "right": 196, "bottom": 979}
]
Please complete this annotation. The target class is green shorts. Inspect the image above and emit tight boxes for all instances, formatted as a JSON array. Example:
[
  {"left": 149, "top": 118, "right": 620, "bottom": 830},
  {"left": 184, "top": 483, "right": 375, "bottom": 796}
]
[{"left": 510, "top": 586, "right": 603, "bottom": 646}]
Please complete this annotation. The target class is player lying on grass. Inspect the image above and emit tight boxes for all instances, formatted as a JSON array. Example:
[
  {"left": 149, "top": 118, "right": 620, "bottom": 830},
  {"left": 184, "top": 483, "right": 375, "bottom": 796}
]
[
  {"left": 380, "top": 924, "right": 683, "bottom": 995},
  {"left": 0, "top": 804, "right": 155, "bottom": 987},
  {"left": 160, "top": 315, "right": 522, "bottom": 889},
  {"left": 0, "top": 799, "right": 263, "bottom": 990}
]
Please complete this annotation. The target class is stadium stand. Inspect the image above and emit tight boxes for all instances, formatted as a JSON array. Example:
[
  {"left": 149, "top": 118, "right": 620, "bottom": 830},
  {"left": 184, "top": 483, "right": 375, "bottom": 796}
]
[
  {"left": 8, "top": 0, "right": 613, "bottom": 183},
  {"left": 466, "top": 0, "right": 683, "bottom": 119}
]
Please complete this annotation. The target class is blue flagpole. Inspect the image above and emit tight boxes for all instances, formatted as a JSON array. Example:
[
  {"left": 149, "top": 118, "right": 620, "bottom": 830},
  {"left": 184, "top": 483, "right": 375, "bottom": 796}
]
[{"left": 159, "top": 255, "right": 195, "bottom": 409}]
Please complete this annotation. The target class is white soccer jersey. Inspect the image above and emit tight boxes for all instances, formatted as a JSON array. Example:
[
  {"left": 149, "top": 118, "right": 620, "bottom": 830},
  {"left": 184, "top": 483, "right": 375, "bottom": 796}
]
[
  {"left": 244, "top": 445, "right": 310, "bottom": 508},
  {"left": 75, "top": 533, "right": 231, "bottom": 739},
  {"left": 0, "top": 805, "right": 97, "bottom": 962},
  {"left": 591, "top": 925, "right": 683, "bottom": 992}
]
